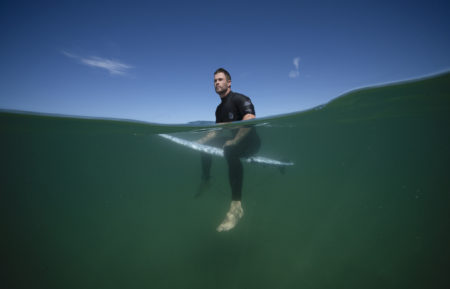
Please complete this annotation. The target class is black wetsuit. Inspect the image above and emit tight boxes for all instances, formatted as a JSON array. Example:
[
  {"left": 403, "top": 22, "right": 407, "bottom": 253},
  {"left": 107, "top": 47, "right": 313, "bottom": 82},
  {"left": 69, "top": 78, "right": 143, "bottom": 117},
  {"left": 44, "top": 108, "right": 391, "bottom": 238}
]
[{"left": 201, "top": 91, "right": 260, "bottom": 201}]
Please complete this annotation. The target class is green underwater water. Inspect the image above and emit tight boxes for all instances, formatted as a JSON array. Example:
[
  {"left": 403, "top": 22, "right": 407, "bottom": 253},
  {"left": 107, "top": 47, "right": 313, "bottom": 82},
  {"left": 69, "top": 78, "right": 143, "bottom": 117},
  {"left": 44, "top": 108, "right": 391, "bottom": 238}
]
[{"left": 1, "top": 73, "right": 450, "bottom": 289}]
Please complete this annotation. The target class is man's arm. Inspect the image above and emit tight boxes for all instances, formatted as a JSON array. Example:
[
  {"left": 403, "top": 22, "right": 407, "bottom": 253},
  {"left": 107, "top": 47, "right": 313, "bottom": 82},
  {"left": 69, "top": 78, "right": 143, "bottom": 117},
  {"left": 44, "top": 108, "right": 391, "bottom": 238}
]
[
  {"left": 197, "top": 130, "right": 218, "bottom": 144},
  {"left": 224, "top": 113, "right": 255, "bottom": 146}
]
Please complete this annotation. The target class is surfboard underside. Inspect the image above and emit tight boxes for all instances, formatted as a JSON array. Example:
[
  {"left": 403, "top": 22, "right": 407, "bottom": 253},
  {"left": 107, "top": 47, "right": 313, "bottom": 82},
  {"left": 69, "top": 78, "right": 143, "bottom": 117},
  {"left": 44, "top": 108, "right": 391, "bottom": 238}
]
[{"left": 159, "top": 134, "right": 294, "bottom": 167}]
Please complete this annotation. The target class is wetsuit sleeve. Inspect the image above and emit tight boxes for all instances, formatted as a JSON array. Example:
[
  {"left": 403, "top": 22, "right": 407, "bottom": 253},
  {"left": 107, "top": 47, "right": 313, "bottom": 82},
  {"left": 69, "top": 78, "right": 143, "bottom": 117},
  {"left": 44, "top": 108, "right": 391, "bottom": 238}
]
[
  {"left": 215, "top": 105, "right": 221, "bottom": 123},
  {"left": 235, "top": 94, "right": 256, "bottom": 117}
]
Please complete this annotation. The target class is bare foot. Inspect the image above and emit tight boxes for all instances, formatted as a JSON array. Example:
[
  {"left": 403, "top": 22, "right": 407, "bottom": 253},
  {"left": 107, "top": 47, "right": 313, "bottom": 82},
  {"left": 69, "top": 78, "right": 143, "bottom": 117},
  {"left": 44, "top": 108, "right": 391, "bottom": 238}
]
[{"left": 217, "top": 201, "right": 244, "bottom": 232}]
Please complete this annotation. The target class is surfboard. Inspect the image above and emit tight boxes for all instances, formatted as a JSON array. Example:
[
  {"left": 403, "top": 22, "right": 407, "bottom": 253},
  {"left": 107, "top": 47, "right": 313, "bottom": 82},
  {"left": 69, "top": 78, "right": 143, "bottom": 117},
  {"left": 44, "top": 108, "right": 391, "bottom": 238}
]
[{"left": 159, "top": 134, "right": 294, "bottom": 167}]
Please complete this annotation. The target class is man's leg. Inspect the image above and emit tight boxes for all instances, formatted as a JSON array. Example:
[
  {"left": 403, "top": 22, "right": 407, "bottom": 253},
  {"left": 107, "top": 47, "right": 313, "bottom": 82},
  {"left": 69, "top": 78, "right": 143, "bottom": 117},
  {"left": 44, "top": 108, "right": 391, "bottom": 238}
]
[
  {"left": 197, "top": 136, "right": 228, "bottom": 197},
  {"left": 217, "top": 141, "right": 257, "bottom": 232},
  {"left": 224, "top": 135, "right": 260, "bottom": 201},
  {"left": 195, "top": 153, "right": 212, "bottom": 197},
  {"left": 226, "top": 150, "right": 243, "bottom": 201},
  {"left": 201, "top": 153, "right": 212, "bottom": 182}
]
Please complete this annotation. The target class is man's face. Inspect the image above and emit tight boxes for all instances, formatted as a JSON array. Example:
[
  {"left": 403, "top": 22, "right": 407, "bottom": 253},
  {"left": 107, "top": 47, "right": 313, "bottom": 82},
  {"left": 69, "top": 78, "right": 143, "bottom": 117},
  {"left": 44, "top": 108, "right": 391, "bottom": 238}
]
[{"left": 214, "top": 72, "right": 231, "bottom": 95}]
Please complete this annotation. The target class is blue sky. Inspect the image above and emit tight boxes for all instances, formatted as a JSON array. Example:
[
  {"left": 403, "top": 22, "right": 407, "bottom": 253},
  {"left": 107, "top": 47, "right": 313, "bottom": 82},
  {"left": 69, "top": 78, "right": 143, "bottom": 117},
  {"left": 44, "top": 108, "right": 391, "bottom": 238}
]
[{"left": 1, "top": 0, "right": 449, "bottom": 124}]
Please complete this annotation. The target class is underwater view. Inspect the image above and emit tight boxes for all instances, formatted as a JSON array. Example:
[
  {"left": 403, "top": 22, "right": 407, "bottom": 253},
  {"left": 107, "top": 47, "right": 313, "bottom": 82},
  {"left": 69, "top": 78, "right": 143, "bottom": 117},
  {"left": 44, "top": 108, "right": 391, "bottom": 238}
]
[{"left": 1, "top": 72, "right": 450, "bottom": 289}]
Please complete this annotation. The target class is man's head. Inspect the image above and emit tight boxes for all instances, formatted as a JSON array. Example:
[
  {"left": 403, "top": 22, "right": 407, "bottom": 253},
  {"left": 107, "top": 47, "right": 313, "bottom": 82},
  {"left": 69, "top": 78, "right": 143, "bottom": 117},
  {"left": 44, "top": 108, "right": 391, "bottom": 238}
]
[{"left": 214, "top": 68, "right": 231, "bottom": 97}]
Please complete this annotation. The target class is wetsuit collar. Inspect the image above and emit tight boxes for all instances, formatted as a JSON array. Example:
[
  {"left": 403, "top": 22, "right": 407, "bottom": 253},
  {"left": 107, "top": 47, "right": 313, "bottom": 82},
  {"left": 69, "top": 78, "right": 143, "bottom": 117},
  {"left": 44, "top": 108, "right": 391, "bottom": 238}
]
[{"left": 221, "top": 90, "right": 232, "bottom": 102}]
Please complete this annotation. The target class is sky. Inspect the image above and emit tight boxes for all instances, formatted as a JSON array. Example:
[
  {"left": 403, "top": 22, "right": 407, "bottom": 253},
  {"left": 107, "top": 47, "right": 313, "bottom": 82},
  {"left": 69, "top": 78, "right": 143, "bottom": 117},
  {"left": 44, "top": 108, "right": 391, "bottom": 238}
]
[{"left": 1, "top": 0, "right": 449, "bottom": 124}]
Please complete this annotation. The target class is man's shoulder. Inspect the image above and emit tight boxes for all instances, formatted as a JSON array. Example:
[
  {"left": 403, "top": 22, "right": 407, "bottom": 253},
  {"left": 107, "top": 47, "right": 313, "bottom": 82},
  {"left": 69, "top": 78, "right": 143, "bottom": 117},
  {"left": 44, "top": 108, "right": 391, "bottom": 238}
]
[{"left": 230, "top": 91, "right": 251, "bottom": 103}]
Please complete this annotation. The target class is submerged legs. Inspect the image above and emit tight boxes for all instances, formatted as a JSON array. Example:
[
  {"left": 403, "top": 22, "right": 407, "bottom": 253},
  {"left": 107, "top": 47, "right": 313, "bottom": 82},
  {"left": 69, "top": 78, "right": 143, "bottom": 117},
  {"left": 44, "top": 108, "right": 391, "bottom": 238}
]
[{"left": 199, "top": 134, "right": 260, "bottom": 232}]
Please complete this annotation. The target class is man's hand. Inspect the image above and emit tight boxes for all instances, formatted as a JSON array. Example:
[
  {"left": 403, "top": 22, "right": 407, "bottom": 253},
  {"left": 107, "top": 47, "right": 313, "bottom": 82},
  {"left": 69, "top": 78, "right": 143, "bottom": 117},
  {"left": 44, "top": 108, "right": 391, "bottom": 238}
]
[{"left": 242, "top": 114, "right": 255, "bottom": 121}]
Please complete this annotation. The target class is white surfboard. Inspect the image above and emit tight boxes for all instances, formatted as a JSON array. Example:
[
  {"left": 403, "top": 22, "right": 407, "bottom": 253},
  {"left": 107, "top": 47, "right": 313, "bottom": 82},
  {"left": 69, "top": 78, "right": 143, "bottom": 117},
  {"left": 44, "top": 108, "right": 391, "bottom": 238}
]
[{"left": 159, "top": 134, "right": 294, "bottom": 167}]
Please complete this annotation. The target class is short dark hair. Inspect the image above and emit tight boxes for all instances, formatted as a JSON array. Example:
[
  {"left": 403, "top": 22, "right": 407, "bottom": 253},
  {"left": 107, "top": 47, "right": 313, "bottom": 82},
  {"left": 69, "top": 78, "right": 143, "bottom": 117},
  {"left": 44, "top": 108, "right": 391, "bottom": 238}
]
[{"left": 214, "top": 68, "right": 231, "bottom": 81}]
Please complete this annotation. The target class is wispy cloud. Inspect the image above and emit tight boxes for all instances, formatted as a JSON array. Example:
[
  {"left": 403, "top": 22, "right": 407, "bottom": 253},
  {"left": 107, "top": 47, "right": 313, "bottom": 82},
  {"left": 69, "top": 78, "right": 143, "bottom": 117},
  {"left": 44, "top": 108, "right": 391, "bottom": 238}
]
[
  {"left": 62, "top": 51, "right": 132, "bottom": 76},
  {"left": 289, "top": 57, "right": 300, "bottom": 78}
]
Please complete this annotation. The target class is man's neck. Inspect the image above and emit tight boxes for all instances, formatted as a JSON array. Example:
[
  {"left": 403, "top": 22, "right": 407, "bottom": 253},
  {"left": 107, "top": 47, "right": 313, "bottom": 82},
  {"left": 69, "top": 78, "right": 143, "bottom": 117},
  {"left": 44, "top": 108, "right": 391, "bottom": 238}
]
[{"left": 219, "top": 89, "right": 231, "bottom": 99}]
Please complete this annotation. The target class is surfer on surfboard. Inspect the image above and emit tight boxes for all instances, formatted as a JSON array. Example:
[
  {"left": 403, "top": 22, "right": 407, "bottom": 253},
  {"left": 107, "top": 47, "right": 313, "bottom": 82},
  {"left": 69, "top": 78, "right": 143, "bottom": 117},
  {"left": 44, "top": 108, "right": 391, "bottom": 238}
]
[{"left": 197, "top": 68, "right": 260, "bottom": 232}]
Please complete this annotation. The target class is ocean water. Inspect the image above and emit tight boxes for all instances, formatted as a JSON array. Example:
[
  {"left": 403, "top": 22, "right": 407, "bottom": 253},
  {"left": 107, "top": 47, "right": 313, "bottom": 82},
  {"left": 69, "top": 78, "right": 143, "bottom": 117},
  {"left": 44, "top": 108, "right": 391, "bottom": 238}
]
[{"left": 1, "top": 73, "right": 449, "bottom": 289}]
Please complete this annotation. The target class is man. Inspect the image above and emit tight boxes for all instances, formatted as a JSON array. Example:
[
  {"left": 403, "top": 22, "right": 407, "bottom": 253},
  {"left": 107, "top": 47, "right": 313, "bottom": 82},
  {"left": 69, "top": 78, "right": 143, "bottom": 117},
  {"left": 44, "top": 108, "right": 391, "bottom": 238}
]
[{"left": 197, "top": 68, "right": 260, "bottom": 232}]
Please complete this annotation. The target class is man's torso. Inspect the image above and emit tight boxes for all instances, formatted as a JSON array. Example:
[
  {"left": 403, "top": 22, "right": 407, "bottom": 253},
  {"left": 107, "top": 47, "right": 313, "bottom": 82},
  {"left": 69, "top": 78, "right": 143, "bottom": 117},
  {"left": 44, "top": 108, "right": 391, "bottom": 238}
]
[{"left": 215, "top": 91, "right": 255, "bottom": 123}]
